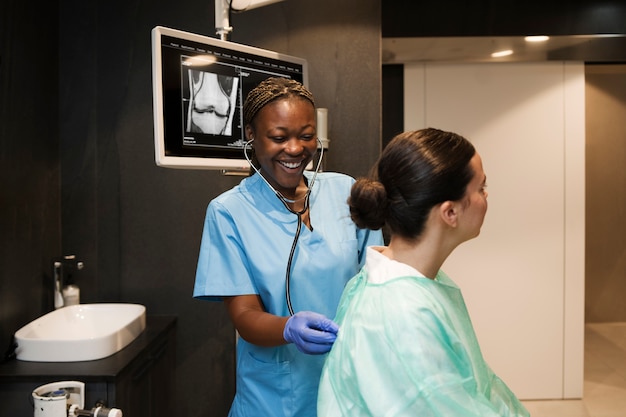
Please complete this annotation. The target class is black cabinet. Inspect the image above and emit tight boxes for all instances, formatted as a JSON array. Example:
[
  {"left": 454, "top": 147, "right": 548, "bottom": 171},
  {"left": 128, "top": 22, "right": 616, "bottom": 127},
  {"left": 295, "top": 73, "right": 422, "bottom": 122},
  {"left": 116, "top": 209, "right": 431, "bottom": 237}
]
[
  {"left": 112, "top": 320, "right": 175, "bottom": 417},
  {"left": 0, "top": 316, "right": 176, "bottom": 417}
]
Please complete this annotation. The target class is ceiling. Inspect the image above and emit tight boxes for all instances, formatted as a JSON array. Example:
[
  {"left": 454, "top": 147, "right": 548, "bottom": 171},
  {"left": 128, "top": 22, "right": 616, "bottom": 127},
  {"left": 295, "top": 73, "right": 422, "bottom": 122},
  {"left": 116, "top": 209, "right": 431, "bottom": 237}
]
[{"left": 382, "top": 35, "right": 626, "bottom": 64}]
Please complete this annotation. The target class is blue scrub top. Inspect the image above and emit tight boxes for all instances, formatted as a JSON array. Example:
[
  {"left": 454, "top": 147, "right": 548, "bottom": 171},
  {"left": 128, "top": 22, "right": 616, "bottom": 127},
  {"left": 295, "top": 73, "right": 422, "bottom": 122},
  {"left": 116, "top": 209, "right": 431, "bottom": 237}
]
[{"left": 194, "top": 171, "right": 383, "bottom": 417}]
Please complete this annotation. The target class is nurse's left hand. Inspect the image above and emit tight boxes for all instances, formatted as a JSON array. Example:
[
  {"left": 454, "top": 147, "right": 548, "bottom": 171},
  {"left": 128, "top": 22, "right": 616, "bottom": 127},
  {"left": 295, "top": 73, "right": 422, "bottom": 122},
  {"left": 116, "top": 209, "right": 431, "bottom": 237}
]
[{"left": 283, "top": 311, "right": 339, "bottom": 355}]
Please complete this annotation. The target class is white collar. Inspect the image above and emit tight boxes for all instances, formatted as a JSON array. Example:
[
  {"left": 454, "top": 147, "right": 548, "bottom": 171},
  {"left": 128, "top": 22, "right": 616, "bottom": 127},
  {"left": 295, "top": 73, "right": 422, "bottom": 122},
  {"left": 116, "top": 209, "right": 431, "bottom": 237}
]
[{"left": 365, "top": 246, "right": 426, "bottom": 284}]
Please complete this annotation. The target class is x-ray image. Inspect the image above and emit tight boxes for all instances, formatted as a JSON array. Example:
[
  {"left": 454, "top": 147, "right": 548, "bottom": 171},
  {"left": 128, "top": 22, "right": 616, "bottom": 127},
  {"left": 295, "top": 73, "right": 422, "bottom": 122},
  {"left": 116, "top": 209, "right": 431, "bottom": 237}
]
[{"left": 186, "top": 71, "right": 239, "bottom": 135}]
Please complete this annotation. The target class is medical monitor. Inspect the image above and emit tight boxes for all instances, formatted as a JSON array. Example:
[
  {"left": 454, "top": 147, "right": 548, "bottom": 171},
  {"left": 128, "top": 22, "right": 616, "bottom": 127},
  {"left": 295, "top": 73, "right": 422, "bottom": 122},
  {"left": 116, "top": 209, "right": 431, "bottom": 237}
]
[{"left": 151, "top": 26, "right": 309, "bottom": 170}]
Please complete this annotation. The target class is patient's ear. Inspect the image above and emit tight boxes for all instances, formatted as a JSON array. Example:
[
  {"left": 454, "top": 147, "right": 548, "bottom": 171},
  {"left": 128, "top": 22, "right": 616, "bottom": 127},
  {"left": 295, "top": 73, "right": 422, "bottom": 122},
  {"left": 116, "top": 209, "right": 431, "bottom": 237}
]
[{"left": 439, "top": 201, "right": 459, "bottom": 228}]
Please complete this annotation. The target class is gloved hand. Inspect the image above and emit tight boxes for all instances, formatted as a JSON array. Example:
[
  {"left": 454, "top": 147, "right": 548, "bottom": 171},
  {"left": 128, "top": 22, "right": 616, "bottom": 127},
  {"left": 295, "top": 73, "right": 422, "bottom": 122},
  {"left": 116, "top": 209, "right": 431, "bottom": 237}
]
[{"left": 283, "top": 311, "right": 339, "bottom": 355}]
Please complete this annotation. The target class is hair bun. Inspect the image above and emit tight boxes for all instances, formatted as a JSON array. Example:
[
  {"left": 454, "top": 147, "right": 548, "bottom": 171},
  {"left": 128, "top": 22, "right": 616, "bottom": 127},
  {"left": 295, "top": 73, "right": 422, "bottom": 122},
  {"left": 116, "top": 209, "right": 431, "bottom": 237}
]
[{"left": 349, "top": 178, "right": 388, "bottom": 230}]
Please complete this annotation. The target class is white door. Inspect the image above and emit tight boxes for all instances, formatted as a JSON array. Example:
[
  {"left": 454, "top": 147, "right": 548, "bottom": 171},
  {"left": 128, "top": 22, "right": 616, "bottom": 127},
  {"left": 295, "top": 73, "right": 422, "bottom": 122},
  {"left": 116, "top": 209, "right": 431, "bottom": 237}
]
[{"left": 403, "top": 62, "right": 585, "bottom": 400}]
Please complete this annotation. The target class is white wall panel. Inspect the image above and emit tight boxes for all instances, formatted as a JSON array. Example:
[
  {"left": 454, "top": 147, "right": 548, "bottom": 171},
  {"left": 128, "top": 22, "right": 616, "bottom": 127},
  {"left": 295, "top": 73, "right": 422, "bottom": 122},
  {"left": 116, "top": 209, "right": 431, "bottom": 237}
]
[
  {"left": 562, "top": 62, "right": 585, "bottom": 398},
  {"left": 403, "top": 62, "right": 585, "bottom": 400}
]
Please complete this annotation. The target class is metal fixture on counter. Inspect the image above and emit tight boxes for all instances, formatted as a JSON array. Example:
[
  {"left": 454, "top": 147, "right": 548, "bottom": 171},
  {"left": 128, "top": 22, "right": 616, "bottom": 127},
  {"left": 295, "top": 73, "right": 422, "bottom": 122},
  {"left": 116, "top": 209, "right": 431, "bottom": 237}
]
[{"left": 53, "top": 255, "right": 83, "bottom": 309}]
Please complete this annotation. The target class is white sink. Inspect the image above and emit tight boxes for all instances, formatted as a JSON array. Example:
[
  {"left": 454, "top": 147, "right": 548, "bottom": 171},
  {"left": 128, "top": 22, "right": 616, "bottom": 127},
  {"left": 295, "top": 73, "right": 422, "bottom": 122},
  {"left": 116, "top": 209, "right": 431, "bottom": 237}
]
[{"left": 15, "top": 303, "right": 146, "bottom": 362}]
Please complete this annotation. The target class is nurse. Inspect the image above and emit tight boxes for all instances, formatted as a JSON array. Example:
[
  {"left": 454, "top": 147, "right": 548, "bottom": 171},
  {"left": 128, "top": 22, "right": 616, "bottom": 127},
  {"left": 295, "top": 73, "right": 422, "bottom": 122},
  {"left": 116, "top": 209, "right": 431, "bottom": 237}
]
[
  {"left": 193, "top": 77, "right": 383, "bottom": 417},
  {"left": 318, "top": 128, "right": 530, "bottom": 416}
]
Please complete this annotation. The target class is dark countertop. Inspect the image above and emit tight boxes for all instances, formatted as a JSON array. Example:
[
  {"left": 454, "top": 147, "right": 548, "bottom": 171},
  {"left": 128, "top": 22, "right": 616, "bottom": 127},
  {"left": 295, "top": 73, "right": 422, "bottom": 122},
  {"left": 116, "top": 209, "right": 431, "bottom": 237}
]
[{"left": 0, "top": 315, "right": 177, "bottom": 383}]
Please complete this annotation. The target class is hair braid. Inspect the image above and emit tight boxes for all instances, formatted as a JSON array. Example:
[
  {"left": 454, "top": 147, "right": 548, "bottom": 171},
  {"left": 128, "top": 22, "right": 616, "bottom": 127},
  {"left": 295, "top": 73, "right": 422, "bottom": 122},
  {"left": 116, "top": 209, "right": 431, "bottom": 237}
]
[{"left": 243, "top": 77, "right": 315, "bottom": 127}]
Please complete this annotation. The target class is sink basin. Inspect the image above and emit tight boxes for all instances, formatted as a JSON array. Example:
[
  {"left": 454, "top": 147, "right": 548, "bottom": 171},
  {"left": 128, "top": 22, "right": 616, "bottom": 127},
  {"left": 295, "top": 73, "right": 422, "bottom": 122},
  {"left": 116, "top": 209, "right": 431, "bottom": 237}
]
[{"left": 15, "top": 303, "right": 146, "bottom": 362}]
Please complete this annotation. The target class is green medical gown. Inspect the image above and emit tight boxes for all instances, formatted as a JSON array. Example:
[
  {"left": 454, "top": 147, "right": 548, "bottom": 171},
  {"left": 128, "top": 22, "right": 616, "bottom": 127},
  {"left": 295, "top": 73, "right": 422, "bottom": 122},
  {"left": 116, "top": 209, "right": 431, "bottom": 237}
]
[{"left": 318, "top": 248, "right": 530, "bottom": 417}]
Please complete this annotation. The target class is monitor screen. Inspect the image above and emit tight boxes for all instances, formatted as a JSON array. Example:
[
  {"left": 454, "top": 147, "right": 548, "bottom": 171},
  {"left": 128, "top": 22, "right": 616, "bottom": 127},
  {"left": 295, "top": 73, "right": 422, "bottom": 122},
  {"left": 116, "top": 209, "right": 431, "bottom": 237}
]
[{"left": 151, "top": 26, "right": 309, "bottom": 170}]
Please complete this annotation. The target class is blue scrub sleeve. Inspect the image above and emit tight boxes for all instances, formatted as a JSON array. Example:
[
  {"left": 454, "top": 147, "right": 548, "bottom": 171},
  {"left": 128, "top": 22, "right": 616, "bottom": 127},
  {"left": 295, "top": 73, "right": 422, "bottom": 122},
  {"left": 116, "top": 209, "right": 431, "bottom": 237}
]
[{"left": 193, "top": 200, "right": 256, "bottom": 300}]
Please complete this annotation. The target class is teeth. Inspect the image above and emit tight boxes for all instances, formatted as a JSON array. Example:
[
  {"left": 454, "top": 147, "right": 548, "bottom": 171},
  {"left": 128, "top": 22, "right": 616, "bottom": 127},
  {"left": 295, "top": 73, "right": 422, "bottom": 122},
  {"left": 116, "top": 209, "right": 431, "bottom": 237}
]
[{"left": 280, "top": 161, "right": 302, "bottom": 169}]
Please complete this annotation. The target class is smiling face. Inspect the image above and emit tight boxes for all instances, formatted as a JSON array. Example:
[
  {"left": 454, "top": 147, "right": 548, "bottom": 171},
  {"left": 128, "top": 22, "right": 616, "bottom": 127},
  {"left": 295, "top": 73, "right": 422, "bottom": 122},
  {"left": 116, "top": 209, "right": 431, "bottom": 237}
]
[{"left": 245, "top": 97, "right": 317, "bottom": 200}]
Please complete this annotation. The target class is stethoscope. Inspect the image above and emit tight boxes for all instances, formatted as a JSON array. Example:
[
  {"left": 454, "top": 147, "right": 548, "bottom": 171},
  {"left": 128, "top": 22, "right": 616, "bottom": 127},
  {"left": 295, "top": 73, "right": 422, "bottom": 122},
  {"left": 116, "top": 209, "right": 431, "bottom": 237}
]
[{"left": 244, "top": 137, "right": 325, "bottom": 316}]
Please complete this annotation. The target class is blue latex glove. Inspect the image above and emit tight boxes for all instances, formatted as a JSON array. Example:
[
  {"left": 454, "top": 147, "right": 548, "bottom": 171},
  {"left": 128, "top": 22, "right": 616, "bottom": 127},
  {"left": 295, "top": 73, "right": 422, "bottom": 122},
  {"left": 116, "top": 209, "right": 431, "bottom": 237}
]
[{"left": 283, "top": 311, "right": 339, "bottom": 354}]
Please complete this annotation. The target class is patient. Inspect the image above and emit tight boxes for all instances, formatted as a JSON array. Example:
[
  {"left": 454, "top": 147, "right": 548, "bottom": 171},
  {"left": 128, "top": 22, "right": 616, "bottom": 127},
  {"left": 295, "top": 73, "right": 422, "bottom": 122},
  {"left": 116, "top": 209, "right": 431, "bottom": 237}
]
[{"left": 318, "top": 128, "right": 529, "bottom": 416}]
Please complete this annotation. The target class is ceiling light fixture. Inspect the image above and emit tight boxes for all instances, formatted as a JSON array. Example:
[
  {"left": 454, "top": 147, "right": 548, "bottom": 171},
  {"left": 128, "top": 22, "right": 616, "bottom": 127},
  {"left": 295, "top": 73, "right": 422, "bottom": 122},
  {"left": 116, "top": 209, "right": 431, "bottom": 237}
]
[
  {"left": 525, "top": 35, "right": 550, "bottom": 42},
  {"left": 491, "top": 49, "right": 513, "bottom": 58}
]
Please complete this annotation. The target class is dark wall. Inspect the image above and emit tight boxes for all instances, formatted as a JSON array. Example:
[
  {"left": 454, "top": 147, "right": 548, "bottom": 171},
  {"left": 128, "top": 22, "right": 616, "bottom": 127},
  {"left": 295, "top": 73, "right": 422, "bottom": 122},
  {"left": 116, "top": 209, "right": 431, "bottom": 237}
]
[
  {"left": 53, "top": 0, "right": 380, "bottom": 416},
  {"left": 0, "top": 0, "right": 61, "bottom": 360},
  {"left": 381, "top": 65, "right": 404, "bottom": 147}
]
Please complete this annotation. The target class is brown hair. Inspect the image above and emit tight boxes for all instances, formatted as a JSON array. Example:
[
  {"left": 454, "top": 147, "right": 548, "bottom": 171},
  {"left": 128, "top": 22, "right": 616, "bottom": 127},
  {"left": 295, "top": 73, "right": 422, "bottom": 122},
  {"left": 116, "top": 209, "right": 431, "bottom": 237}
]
[{"left": 349, "top": 128, "right": 476, "bottom": 239}]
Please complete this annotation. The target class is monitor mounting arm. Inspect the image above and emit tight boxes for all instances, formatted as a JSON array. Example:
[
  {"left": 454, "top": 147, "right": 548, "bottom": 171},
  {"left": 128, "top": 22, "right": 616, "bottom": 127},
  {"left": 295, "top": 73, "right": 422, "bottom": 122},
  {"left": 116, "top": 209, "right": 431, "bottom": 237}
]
[{"left": 215, "top": 0, "right": 288, "bottom": 40}]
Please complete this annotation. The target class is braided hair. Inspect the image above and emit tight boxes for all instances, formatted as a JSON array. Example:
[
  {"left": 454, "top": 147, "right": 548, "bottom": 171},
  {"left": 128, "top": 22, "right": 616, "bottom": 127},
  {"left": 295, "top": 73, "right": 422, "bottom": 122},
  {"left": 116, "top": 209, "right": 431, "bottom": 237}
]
[{"left": 243, "top": 77, "right": 315, "bottom": 128}]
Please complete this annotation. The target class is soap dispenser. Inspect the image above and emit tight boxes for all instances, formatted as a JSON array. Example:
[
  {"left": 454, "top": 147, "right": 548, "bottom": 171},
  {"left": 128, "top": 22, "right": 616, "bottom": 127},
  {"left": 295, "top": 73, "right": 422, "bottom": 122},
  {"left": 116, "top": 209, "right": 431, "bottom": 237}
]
[{"left": 63, "top": 284, "right": 80, "bottom": 306}]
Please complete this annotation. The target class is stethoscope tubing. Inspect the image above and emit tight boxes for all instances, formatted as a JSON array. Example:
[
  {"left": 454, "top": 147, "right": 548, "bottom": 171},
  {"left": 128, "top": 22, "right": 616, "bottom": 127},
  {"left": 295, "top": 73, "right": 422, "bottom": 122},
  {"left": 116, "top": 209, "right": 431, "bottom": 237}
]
[{"left": 243, "top": 138, "right": 324, "bottom": 316}]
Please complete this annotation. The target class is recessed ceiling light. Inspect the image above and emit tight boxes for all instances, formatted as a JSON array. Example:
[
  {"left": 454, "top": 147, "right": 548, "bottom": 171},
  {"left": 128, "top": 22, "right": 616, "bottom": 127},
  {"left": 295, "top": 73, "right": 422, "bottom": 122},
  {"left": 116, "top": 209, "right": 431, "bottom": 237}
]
[
  {"left": 491, "top": 49, "right": 513, "bottom": 58},
  {"left": 525, "top": 35, "right": 550, "bottom": 42}
]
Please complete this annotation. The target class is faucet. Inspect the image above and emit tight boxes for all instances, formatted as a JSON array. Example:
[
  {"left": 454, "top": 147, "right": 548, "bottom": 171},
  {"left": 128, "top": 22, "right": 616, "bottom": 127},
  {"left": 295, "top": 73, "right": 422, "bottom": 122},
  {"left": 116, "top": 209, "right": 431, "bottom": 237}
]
[{"left": 53, "top": 255, "right": 84, "bottom": 309}]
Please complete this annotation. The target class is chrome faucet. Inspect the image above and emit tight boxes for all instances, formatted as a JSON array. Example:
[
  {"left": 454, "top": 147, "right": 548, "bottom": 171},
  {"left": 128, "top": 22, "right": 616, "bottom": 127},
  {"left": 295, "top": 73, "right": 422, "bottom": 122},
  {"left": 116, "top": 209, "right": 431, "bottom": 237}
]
[{"left": 53, "top": 255, "right": 84, "bottom": 309}]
